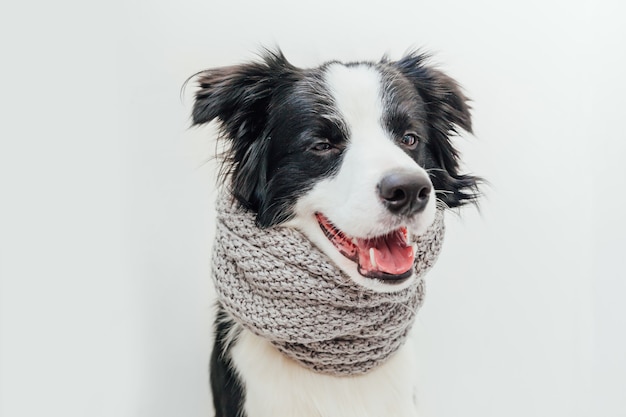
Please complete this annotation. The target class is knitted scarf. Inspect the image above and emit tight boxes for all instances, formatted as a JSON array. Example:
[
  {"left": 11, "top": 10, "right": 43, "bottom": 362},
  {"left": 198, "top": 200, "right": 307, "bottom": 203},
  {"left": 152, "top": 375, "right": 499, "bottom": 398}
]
[{"left": 212, "top": 192, "right": 445, "bottom": 375}]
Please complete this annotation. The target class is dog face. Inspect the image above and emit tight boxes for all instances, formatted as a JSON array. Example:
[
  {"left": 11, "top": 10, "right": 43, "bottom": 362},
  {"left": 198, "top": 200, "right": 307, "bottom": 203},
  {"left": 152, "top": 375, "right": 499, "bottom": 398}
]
[{"left": 193, "top": 50, "right": 478, "bottom": 292}]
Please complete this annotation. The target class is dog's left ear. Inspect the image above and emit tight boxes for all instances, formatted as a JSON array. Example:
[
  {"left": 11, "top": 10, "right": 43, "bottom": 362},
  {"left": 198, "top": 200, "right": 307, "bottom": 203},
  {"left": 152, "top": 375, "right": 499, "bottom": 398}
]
[
  {"left": 392, "top": 53, "right": 472, "bottom": 134},
  {"left": 392, "top": 53, "right": 479, "bottom": 207}
]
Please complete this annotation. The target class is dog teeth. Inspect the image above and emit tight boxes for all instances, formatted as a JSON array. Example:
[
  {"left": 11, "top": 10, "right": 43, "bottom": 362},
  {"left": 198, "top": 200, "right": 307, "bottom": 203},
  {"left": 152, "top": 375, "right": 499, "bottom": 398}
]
[
  {"left": 411, "top": 242, "right": 418, "bottom": 254},
  {"left": 369, "top": 248, "right": 377, "bottom": 268}
]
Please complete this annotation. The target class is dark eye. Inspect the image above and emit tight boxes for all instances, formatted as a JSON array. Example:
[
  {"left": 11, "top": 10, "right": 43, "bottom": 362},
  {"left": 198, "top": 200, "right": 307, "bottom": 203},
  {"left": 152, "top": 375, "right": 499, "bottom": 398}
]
[
  {"left": 400, "top": 133, "right": 418, "bottom": 148},
  {"left": 311, "top": 141, "right": 333, "bottom": 152}
]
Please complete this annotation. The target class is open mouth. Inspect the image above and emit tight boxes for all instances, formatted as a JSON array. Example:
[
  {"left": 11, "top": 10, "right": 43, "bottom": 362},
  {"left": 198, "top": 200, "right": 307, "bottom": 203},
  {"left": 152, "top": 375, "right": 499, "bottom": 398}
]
[{"left": 315, "top": 213, "right": 415, "bottom": 283}]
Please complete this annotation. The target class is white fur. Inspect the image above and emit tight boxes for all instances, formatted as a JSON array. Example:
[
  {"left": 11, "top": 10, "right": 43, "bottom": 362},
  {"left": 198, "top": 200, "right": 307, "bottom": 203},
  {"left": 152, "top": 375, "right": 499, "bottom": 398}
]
[
  {"left": 232, "top": 328, "right": 420, "bottom": 417},
  {"left": 285, "top": 64, "right": 436, "bottom": 292}
]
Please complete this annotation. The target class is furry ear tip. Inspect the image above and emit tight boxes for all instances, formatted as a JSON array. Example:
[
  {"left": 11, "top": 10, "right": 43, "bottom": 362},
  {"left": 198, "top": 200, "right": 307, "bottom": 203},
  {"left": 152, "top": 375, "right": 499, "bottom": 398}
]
[
  {"left": 254, "top": 46, "right": 292, "bottom": 69},
  {"left": 395, "top": 49, "right": 432, "bottom": 67},
  {"left": 443, "top": 79, "right": 473, "bottom": 133},
  {"left": 457, "top": 99, "right": 473, "bottom": 133},
  {"left": 458, "top": 100, "right": 473, "bottom": 133},
  {"left": 461, "top": 117, "right": 473, "bottom": 134},
  {"left": 262, "top": 46, "right": 286, "bottom": 58},
  {"left": 191, "top": 106, "right": 213, "bottom": 126}
]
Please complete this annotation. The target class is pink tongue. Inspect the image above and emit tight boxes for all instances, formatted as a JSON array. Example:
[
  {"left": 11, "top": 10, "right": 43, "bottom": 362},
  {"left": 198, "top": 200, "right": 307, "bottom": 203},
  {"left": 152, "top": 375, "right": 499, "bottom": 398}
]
[{"left": 356, "top": 230, "right": 415, "bottom": 276}]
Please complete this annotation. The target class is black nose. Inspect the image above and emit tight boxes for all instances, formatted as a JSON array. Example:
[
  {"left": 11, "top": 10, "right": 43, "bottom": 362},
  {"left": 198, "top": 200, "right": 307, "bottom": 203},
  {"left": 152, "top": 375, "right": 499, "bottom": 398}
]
[{"left": 378, "top": 171, "right": 432, "bottom": 215}]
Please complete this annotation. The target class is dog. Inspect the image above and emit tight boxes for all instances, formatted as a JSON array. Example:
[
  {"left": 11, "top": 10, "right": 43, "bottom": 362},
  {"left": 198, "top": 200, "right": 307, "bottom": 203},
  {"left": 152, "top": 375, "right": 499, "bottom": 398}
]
[{"left": 191, "top": 49, "right": 479, "bottom": 417}]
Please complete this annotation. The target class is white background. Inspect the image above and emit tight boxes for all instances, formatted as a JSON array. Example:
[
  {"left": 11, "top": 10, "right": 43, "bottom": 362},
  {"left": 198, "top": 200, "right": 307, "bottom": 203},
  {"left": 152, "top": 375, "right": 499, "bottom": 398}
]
[{"left": 1, "top": 0, "right": 625, "bottom": 416}]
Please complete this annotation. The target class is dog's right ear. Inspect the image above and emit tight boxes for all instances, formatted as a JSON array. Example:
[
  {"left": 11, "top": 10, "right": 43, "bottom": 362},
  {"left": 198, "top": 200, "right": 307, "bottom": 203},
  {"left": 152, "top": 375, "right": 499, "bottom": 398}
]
[
  {"left": 192, "top": 51, "right": 292, "bottom": 134},
  {"left": 192, "top": 64, "right": 260, "bottom": 126},
  {"left": 191, "top": 51, "right": 296, "bottom": 213}
]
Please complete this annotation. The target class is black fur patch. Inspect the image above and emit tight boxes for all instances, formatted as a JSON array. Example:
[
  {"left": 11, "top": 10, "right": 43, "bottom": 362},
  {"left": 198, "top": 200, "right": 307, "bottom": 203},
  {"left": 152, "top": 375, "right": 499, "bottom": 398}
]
[{"left": 210, "top": 306, "right": 245, "bottom": 417}]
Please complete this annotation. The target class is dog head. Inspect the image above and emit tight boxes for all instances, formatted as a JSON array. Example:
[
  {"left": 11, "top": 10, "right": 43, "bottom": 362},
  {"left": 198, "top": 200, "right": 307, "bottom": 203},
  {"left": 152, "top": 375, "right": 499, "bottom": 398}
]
[{"left": 192, "top": 50, "right": 479, "bottom": 292}]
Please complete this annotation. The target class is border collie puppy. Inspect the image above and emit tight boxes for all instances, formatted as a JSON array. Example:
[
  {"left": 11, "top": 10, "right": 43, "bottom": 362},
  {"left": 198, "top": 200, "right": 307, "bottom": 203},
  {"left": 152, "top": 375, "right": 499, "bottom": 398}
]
[{"left": 192, "top": 50, "right": 479, "bottom": 417}]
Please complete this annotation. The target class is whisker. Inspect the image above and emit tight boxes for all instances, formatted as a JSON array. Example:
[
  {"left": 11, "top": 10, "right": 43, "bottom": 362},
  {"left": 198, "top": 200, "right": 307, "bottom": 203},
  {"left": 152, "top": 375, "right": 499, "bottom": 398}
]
[
  {"left": 425, "top": 168, "right": 447, "bottom": 173},
  {"left": 436, "top": 198, "right": 451, "bottom": 211}
]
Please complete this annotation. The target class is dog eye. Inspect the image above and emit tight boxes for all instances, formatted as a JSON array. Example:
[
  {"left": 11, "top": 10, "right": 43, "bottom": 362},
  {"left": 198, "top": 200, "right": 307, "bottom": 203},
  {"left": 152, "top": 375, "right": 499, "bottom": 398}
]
[
  {"left": 311, "top": 142, "right": 333, "bottom": 152},
  {"left": 400, "top": 133, "right": 418, "bottom": 148}
]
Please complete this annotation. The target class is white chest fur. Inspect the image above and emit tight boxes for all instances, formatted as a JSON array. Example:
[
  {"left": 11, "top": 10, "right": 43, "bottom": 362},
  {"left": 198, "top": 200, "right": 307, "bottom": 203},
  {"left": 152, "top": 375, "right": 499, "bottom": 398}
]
[{"left": 230, "top": 329, "right": 420, "bottom": 417}]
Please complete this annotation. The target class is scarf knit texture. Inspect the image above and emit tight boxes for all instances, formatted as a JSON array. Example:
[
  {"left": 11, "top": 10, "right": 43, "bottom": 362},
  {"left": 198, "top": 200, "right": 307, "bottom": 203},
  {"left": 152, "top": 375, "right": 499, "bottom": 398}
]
[{"left": 212, "top": 192, "right": 445, "bottom": 376}]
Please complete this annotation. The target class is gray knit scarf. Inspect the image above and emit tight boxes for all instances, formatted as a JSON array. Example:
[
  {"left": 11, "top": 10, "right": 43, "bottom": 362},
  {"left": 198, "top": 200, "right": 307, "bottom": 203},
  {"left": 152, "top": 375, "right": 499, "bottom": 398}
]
[{"left": 212, "top": 192, "right": 445, "bottom": 375}]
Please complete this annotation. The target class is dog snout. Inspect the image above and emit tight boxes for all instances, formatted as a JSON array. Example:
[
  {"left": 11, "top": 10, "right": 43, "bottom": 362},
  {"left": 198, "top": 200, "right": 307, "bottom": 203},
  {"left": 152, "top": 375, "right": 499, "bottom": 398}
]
[{"left": 378, "top": 171, "right": 432, "bottom": 216}]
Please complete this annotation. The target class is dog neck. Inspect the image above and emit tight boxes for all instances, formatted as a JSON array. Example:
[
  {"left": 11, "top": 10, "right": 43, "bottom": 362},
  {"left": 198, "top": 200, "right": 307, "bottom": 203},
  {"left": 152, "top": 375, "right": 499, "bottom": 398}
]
[{"left": 212, "top": 191, "right": 445, "bottom": 375}]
